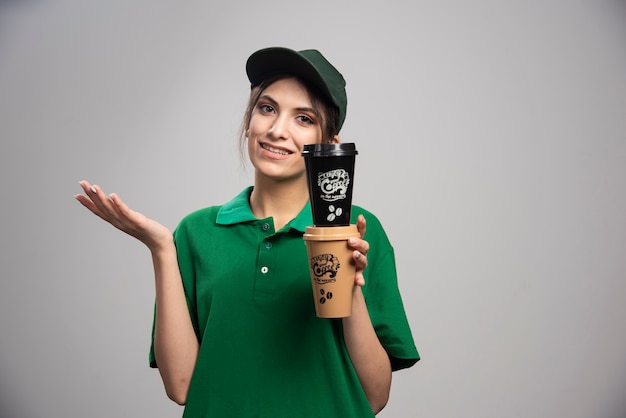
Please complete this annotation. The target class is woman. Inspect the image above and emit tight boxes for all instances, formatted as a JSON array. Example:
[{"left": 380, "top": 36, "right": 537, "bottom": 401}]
[{"left": 76, "top": 47, "right": 419, "bottom": 417}]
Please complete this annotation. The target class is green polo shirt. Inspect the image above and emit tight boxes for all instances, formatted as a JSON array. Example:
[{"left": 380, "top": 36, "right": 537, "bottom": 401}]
[{"left": 150, "top": 187, "right": 419, "bottom": 417}]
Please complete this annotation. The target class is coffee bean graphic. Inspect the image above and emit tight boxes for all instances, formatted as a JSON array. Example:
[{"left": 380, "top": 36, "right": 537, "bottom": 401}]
[
  {"left": 325, "top": 204, "right": 343, "bottom": 223},
  {"left": 319, "top": 288, "right": 333, "bottom": 305}
]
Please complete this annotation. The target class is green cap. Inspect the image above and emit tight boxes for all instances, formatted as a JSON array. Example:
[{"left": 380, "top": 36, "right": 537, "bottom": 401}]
[{"left": 246, "top": 47, "right": 347, "bottom": 131}]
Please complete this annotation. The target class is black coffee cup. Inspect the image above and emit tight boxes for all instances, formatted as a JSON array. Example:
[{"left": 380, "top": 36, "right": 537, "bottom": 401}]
[{"left": 302, "top": 143, "right": 358, "bottom": 226}]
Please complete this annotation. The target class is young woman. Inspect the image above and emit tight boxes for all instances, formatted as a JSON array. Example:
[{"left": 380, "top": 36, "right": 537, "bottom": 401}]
[{"left": 76, "top": 47, "right": 419, "bottom": 417}]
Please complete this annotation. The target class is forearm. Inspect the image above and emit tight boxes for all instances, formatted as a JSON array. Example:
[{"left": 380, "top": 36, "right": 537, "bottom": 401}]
[
  {"left": 151, "top": 242, "right": 199, "bottom": 405},
  {"left": 342, "top": 287, "right": 392, "bottom": 414}
]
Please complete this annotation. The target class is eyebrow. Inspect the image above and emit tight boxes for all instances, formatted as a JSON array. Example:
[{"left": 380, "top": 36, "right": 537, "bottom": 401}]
[{"left": 258, "top": 94, "right": 317, "bottom": 115}]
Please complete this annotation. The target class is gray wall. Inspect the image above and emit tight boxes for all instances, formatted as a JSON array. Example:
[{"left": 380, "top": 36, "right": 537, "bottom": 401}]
[{"left": 1, "top": 1, "right": 625, "bottom": 417}]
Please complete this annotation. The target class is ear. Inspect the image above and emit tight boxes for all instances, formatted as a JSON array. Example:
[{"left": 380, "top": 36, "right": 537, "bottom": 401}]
[{"left": 330, "top": 135, "right": 340, "bottom": 144}]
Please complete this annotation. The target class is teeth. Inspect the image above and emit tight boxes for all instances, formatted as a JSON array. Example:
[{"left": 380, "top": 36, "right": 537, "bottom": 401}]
[{"left": 262, "top": 143, "right": 290, "bottom": 155}]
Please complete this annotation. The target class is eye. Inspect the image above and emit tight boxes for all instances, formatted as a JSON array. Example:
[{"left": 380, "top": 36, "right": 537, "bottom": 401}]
[
  {"left": 257, "top": 103, "right": 275, "bottom": 113},
  {"left": 297, "top": 114, "right": 315, "bottom": 125}
]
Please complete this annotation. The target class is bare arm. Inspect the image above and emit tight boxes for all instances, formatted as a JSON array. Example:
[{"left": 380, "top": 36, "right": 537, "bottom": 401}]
[
  {"left": 75, "top": 181, "right": 198, "bottom": 404},
  {"left": 151, "top": 240, "right": 199, "bottom": 405},
  {"left": 344, "top": 215, "right": 392, "bottom": 415}
]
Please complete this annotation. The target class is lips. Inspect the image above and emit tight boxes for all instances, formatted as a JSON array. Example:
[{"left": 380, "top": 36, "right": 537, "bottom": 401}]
[{"left": 261, "top": 143, "right": 293, "bottom": 156}]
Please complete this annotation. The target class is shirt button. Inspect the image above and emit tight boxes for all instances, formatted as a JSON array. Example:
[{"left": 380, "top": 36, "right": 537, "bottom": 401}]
[
  {"left": 261, "top": 266, "right": 269, "bottom": 274},
  {"left": 265, "top": 241, "right": 273, "bottom": 249},
  {"left": 262, "top": 223, "right": 270, "bottom": 231}
]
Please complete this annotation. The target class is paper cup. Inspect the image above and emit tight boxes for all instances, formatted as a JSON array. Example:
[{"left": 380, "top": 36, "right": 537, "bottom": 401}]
[{"left": 303, "top": 225, "right": 360, "bottom": 318}]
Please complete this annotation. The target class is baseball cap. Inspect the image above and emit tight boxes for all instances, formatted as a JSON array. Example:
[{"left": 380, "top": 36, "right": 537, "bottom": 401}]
[{"left": 245, "top": 47, "right": 347, "bottom": 131}]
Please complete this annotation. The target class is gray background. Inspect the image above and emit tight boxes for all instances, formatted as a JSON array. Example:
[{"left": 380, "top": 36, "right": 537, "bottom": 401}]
[{"left": 1, "top": 1, "right": 625, "bottom": 417}]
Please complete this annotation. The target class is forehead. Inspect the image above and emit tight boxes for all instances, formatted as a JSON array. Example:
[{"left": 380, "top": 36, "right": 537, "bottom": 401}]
[{"left": 261, "top": 77, "right": 314, "bottom": 103}]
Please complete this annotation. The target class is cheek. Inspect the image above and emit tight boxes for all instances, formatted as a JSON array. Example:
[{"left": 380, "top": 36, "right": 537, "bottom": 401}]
[
  {"left": 307, "top": 130, "right": 324, "bottom": 146},
  {"left": 247, "top": 136, "right": 255, "bottom": 155},
  {"left": 247, "top": 115, "right": 265, "bottom": 138},
  {"left": 294, "top": 126, "right": 323, "bottom": 147},
  {"left": 246, "top": 139, "right": 260, "bottom": 169}
]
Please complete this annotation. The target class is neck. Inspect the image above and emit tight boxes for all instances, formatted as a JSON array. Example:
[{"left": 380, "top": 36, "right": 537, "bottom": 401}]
[{"left": 249, "top": 175, "right": 310, "bottom": 230}]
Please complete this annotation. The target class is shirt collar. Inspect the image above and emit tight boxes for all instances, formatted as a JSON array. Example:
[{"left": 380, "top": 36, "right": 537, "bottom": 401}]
[{"left": 216, "top": 186, "right": 313, "bottom": 233}]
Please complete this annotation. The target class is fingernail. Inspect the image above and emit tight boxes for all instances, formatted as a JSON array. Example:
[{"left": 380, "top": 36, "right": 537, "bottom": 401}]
[
  {"left": 355, "top": 251, "right": 361, "bottom": 259},
  {"left": 90, "top": 186, "right": 97, "bottom": 194}
]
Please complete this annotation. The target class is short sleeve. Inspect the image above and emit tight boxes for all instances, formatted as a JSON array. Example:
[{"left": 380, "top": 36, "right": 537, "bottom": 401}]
[{"left": 355, "top": 208, "right": 420, "bottom": 371}]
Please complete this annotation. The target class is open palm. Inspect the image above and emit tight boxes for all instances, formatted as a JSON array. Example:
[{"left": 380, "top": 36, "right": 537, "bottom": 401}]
[{"left": 75, "top": 180, "right": 173, "bottom": 252}]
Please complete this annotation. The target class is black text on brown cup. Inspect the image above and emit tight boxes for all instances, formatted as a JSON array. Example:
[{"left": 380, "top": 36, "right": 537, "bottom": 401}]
[{"left": 302, "top": 143, "right": 358, "bottom": 227}]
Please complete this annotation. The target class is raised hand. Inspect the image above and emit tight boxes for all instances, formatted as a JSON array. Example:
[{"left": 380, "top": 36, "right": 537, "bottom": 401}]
[{"left": 75, "top": 180, "right": 173, "bottom": 253}]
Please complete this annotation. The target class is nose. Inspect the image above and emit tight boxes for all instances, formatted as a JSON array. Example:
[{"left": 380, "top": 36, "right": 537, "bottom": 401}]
[{"left": 268, "top": 114, "right": 289, "bottom": 140}]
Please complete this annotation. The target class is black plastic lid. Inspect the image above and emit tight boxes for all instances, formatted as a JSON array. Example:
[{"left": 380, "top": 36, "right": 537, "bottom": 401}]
[{"left": 301, "top": 143, "right": 358, "bottom": 157}]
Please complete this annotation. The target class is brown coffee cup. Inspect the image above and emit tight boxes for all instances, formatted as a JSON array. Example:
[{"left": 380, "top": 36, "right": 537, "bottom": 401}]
[{"left": 303, "top": 225, "right": 360, "bottom": 318}]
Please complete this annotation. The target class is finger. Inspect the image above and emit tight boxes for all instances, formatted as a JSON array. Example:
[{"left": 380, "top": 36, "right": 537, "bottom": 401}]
[
  {"left": 355, "top": 271, "right": 366, "bottom": 287},
  {"left": 108, "top": 192, "right": 130, "bottom": 215},
  {"left": 348, "top": 237, "right": 370, "bottom": 257},
  {"left": 79, "top": 180, "right": 103, "bottom": 198},
  {"left": 353, "top": 256, "right": 367, "bottom": 287},
  {"left": 108, "top": 192, "right": 140, "bottom": 224},
  {"left": 86, "top": 184, "right": 118, "bottom": 217},
  {"left": 78, "top": 181, "right": 123, "bottom": 224},
  {"left": 75, "top": 192, "right": 116, "bottom": 224},
  {"left": 76, "top": 181, "right": 107, "bottom": 217},
  {"left": 78, "top": 180, "right": 102, "bottom": 202},
  {"left": 356, "top": 214, "right": 367, "bottom": 239},
  {"left": 353, "top": 250, "right": 368, "bottom": 270},
  {"left": 353, "top": 249, "right": 368, "bottom": 287},
  {"left": 74, "top": 193, "right": 101, "bottom": 215},
  {"left": 78, "top": 180, "right": 94, "bottom": 196}
]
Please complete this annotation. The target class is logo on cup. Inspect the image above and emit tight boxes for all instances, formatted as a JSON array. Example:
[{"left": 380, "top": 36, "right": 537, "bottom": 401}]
[
  {"left": 310, "top": 253, "right": 340, "bottom": 284},
  {"left": 317, "top": 169, "right": 350, "bottom": 202}
]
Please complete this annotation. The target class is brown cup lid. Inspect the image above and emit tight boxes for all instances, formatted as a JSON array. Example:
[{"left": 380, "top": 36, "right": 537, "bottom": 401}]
[{"left": 303, "top": 225, "right": 359, "bottom": 241}]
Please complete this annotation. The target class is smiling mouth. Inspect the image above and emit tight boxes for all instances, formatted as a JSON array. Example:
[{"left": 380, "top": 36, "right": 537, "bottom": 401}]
[{"left": 261, "top": 143, "right": 292, "bottom": 156}]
